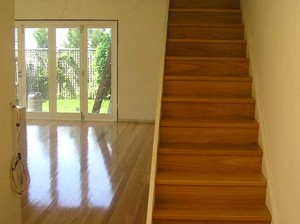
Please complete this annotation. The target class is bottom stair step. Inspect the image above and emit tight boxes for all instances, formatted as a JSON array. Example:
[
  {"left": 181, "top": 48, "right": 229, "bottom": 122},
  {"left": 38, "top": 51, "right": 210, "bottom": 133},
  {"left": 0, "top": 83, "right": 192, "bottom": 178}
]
[
  {"left": 153, "top": 203, "right": 271, "bottom": 223},
  {"left": 153, "top": 220, "right": 270, "bottom": 224}
]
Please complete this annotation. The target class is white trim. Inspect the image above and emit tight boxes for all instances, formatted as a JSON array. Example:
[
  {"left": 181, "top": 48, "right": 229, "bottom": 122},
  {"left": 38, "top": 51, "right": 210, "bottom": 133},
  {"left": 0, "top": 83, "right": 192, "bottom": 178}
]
[
  {"left": 146, "top": 1, "right": 170, "bottom": 223},
  {"left": 49, "top": 26, "right": 56, "bottom": 117},
  {"left": 80, "top": 25, "right": 86, "bottom": 120},
  {"left": 241, "top": 2, "right": 278, "bottom": 223},
  {"left": 18, "top": 25, "right": 26, "bottom": 107}
]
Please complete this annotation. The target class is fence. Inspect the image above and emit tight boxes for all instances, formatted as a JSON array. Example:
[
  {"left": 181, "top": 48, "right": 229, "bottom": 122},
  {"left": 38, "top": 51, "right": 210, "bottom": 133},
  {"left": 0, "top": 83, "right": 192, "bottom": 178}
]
[{"left": 24, "top": 48, "right": 100, "bottom": 100}]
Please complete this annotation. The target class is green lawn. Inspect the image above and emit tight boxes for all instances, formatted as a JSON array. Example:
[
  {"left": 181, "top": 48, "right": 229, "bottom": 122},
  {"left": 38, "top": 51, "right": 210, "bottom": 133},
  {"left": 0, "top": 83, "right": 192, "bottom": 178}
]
[{"left": 42, "top": 99, "right": 110, "bottom": 113}]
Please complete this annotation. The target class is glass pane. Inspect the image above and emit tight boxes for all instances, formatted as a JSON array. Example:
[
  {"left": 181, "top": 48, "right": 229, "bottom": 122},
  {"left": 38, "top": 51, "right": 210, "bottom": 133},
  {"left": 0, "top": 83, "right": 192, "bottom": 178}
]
[
  {"left": 87, "top": 28, "right": 112, "bottom": 114},
  {"left": 25, "top": 28, "right": 49, "bottom": 112},
  {"left": 56, "top": 28, "right": 80, "bottom": 113}
]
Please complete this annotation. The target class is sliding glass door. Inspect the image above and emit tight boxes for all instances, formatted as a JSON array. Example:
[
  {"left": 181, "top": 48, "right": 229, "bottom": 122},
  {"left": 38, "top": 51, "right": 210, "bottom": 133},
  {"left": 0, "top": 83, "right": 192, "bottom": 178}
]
[{"left": 15, "top": 21, "right": 117, "bottom": 121}]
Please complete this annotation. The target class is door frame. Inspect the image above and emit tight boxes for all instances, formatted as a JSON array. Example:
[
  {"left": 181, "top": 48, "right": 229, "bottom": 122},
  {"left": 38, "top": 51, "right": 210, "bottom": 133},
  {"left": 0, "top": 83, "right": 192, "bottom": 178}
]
[{"left": 15, "top": 20, "right": 118, "bottom": 121}]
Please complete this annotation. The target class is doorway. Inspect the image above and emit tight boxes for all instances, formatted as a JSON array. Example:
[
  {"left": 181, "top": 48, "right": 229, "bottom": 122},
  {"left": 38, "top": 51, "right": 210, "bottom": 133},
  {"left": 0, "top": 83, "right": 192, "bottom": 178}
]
[{"left": 15, "top": 21, "right": 118, "bottom": 121}]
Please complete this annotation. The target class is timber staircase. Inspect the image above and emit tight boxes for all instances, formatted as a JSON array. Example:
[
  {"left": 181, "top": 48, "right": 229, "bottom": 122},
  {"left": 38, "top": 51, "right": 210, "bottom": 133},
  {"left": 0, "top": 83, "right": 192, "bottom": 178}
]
[{"left": 152, "top": 0, "right": 272, "bottom": 223}]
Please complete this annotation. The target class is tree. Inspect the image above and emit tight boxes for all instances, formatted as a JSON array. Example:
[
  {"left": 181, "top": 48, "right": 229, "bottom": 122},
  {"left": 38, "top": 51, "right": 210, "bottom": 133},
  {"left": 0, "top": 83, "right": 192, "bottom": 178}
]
[
  {"left": 31, "top": 28, "right": 49, "bottom": 98},
  {"left": 64, "top": 28, "right": 80, "bottom": 48},
  {"left": 92, "top": 30, "right": 111, "bottom": 113},
  {"left": 33, "top": 28, "right": 48, "bottom": 48},
  {"left": 89, "top": 29, "right": 103, "bottom": 48},
  {"left": 94, "top": 31, "right": 111, "bottom": 83},
  {"left": 31, "top": 27, "right": 112, "bottom": 105},
  {"left": 56, "top": 28, "right": 80, "bottom": 99},
  {"left": 92, "top": 49, "right": 111, "bottom": 113}
]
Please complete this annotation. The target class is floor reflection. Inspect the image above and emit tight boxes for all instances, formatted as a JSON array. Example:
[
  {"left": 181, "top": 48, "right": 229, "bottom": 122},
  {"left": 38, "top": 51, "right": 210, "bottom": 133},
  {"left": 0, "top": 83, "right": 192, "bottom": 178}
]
[
  {"left": 26, "top": 122, "right": 114, "bottom": 208},
  {"left": 27, "top": 125, "right": 52, "bottom": 206},
  {"left": 22, "top": 121, "right": 154, "bottom": 224},
  {"left": 88, "top": 127, "right": 113, "bottom": 207},
  {"left": 57, "top": 126, "right": 82, "bottom": 207}
]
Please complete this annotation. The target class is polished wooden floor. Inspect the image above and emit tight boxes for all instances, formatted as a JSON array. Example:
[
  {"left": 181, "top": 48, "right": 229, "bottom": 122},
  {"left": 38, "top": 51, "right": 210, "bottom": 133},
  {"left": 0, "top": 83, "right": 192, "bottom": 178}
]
[{"left": 21, "top": 120, "right": 154, "bottom": 224}]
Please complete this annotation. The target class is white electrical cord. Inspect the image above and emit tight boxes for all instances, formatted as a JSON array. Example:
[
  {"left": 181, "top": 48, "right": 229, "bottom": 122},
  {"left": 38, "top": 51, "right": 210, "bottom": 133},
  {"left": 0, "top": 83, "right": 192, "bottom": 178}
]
[{"left": 10, "top": 105, "right": 30, "bottom": 194}]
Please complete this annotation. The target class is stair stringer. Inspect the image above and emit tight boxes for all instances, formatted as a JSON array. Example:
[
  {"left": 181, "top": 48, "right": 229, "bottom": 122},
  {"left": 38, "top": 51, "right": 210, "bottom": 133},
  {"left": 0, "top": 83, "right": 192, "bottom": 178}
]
[{"left": 146, "top": 1, "right": 170, "bottom": 223}]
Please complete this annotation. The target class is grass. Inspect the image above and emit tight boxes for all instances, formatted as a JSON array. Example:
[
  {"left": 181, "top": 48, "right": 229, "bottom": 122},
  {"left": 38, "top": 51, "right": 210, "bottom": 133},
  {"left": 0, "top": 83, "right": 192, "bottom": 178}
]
[{"left": 42, "top": 99, "right": 110, "bottom": 114}]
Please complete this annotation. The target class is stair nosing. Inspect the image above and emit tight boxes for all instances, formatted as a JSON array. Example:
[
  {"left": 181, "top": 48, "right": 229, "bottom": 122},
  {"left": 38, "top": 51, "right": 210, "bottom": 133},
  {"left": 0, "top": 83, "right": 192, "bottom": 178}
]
[
  {"left": 169, "top": 9, "right": 242, "bottom": 13},
  {"left": 168, "top": 23, "right": 244, "bottom": 28},
  {"left": 160, "top": 119, "right": 259, "bottom": 129},
  {"left": 165, "top": 56, "right": 249, "bottom": 61},
  {"left": 153, "top": 211, "right": 271, "bottom": 222},
  {"left": 155, "top": 171, "right": 267, "bottom": 187},
  {"left": 153, "top": 212, "right": 271, "bottom": 222},
  {"left": 162, "top": 96, "right": 255, "bottom": 104},
  {"left": 158, "top": 143, "right": 263, "bottom": 156},
  {"left": 167, "top": 39, "right": 246, "bottom": 44},
  {"left": 163, "top": 75, "right": 252, "bottom": 82}
]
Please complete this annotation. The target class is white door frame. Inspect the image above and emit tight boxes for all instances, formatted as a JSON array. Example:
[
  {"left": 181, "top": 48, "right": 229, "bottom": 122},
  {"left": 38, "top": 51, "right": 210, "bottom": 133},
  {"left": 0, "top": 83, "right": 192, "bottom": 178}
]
[{"left": 15, "top": 20, "right": 118, "bottom": 121}]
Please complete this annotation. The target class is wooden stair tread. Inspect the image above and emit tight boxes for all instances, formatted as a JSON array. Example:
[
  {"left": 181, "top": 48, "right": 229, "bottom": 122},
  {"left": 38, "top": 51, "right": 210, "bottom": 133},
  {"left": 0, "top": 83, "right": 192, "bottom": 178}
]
[
  {"left": 162, "top": 96, "right": 255, "bottom": 103},
  {"left": 164, "top": 75, "right": 252, "bottom": 82},
  {"left": 156, "top": 170, "right": 267, "bottom": 186},
  {"left": 169, "top": 0, "right": 241, "bottom": 10},
  {"left": 160, "top": 118, "right": 258, "bottom": 128},
  {"left": 165, "top": 56, "right": 248, "bottom": 61},
  {"left": 167, "top": 39, "right": 246, "bottom": 44},
  {"left": 169, "top": 23, "right": 244, "bottom": 28},
  {"left": 169, "top": 8, "right": 242, "bottom": 13},
  {"left": 158, "top": 143, "right": 262, "bottom": 155},
  {"left": 153, "top": 203, "right": 271, "bottom": 221}
]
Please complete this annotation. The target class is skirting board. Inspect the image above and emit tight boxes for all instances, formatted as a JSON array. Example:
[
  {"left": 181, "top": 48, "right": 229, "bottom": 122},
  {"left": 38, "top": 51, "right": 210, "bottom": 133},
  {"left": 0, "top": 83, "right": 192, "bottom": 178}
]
[{"left": 118, "top": 119, "right": 154, "bottom": 123}]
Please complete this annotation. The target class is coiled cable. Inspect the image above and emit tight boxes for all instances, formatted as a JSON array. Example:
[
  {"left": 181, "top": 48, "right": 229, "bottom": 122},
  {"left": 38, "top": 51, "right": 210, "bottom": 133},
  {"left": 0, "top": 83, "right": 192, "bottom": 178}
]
[{"left": 10, "top": 105, "right": 30, "bottom": 194}]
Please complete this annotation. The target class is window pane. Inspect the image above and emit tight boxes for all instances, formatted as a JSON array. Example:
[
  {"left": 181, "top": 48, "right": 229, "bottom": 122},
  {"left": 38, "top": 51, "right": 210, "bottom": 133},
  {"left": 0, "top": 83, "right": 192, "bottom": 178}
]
[
  {"left": 56, "top": 28, "right": 80, "bottom": 113},
  {"left": 87, "top": 28, "right": 112, "bottom": 114},
  {"left": 25, "top": 28, "right": 49, "bottom": 112}
]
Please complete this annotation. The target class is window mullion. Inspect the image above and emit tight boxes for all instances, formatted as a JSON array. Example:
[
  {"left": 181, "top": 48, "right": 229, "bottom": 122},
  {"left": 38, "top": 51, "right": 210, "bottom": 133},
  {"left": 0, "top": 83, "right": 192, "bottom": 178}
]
[
  {"left": 80, "top": 25, "right": 87, "bottom": 119},
  {"left": 48, "top": 27, "right": 56, "bottom": 118}
]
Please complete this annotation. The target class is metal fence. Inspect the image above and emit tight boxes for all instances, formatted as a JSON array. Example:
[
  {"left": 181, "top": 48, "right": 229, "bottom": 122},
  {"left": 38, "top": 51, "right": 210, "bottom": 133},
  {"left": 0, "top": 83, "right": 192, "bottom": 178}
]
[{"left": 24, "top": 48, "right": 99, "bottom": 100}]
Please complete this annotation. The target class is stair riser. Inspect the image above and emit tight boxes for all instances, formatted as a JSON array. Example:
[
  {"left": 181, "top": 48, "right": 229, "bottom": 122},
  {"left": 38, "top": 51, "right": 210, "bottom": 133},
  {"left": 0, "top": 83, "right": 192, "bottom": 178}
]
[
  {"left": 161, "top": 102, "right": 255, "bottom": 120},
  {"left": 158, "top": 154, "right": 262, "bottom": 173},
  {"left": 165, "top": 60, "right": 249, "bottom": 76},
  {"left": 170, "top": 0, "right": 240, "bottom": 9},
  {"left": 155, "top": 185, "right": 266, "bottom": 204},
  {"left": 160, "top": 127, "right": 258, "bottom": 145},
  {"left": 168, "top": 26, "right": 244, "bottom": 40},
  {"left": 164, "top": 80, "right": 252, "bottom": 97},
  {"left": 153, "top": 220, "right": 270, "bottom": 224},
  {"left": 167, "top": 42, "right": 246, "bottom": 57},
  {"left": 169, "top": 12, "right": 242, "bottom": 25}
]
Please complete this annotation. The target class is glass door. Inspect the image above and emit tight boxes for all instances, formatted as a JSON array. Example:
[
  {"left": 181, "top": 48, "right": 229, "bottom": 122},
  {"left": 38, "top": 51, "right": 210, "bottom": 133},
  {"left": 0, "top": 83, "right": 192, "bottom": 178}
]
[
  {"left": 83, "top": 24, "right": 117, "bottom": 121},
  {"left": 24, "top": 27, "right": 50, "bottom": 115},
  {"left": 54, "top": 27, "right": 81, "bottom": 119},
  {"left": 16, "top": 21, "right": 118, "bottom": 121}
]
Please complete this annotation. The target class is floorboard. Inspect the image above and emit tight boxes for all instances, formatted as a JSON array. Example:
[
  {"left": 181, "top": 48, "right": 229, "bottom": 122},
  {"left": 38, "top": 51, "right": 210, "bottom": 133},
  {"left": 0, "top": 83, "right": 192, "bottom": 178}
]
[{"left": 21, "top": 120, "right": 154, "bottom": 224}]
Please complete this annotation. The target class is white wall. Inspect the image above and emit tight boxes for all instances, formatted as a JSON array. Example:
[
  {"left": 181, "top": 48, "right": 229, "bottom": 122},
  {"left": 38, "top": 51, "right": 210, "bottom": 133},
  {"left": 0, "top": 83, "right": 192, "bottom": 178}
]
[
  {"left": 15, "top": 0, "right": 168, "bottom": 121},
  {"left": 242, "top": 0, "right": 300, "bottom": 223},
  {"left": 0, "top": 0, "right": 22, "bottom": 223}
]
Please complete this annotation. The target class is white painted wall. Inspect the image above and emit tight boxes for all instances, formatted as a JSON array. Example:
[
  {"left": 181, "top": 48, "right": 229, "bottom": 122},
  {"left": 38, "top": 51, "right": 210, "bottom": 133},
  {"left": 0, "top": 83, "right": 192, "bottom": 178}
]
[
  {"left": 15, "top": 0, "right": 169, "bottom": 121},
  {"left": 242, "top": 0, "right": 300, "bottom": 223},
  {"left": 0, "top": 0, "right": 22, "bottom": 223}
]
